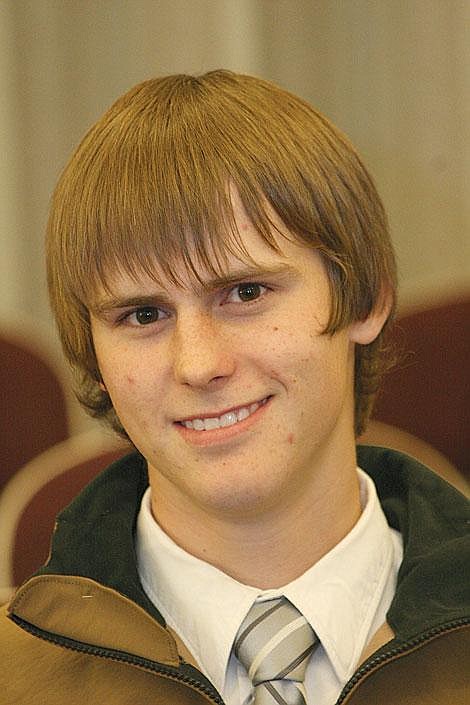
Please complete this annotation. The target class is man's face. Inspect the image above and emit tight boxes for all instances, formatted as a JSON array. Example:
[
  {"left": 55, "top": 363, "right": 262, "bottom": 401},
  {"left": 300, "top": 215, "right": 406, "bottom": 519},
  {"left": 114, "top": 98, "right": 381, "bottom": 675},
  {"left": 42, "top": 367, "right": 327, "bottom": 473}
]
[{"left": 90, "top": 202, "right": 378, "bottom": 524}]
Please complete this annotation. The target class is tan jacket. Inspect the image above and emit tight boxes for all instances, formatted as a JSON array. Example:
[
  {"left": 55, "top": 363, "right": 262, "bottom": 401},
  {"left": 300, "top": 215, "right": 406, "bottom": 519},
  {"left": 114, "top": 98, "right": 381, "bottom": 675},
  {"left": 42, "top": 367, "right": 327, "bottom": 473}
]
[{"left": 1, "top": 447, "right": 469, "bottom": 704}]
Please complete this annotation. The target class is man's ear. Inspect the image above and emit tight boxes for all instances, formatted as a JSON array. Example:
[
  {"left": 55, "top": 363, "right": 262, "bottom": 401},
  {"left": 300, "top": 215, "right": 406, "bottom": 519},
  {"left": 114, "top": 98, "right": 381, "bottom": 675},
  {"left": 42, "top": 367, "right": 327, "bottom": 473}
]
[{"left": 348, "top": 288, "right": 393, "bottom": 345}]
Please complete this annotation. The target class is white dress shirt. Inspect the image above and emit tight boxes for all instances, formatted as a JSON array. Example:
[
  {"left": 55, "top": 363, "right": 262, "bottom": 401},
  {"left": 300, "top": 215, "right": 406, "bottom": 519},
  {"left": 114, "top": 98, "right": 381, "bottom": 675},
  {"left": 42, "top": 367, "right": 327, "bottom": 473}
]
[{"left": 136, "top": 469, "right": 403, "bottom": 705}]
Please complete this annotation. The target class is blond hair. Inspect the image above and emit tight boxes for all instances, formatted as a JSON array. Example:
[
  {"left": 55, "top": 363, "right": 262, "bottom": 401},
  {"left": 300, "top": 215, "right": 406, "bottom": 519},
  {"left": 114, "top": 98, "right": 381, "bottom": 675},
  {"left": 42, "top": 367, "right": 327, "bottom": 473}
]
[{"left": 47, "top": 70, "right": 396, "bottom": 437}]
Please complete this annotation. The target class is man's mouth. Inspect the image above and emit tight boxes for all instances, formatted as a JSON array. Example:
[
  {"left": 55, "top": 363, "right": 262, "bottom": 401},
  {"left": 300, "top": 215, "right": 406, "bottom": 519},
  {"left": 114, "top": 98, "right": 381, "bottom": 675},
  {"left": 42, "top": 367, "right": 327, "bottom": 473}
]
[{"left": 177, "top": 397, "right": 270, "bottom": 432}]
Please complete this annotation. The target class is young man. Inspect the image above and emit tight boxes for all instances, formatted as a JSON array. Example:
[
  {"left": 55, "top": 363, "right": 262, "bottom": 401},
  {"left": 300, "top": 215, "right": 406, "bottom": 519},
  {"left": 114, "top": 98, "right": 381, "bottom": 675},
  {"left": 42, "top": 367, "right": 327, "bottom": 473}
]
[{"left": 1, "top": 71, "right": 468, "bottom": 704}]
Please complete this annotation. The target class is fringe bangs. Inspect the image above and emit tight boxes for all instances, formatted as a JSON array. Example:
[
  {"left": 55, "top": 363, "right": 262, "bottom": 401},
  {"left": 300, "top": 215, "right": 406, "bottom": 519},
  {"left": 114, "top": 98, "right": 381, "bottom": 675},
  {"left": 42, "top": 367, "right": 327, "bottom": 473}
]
[{"left": 46, "top": 70, "right": 397, "bottom": 436}]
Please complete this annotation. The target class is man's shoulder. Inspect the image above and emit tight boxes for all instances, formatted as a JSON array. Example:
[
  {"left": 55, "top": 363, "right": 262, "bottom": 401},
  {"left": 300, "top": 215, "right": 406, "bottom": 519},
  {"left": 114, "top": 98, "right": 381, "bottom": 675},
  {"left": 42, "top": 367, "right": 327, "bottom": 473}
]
[{"left": 357, "top": 444, "right": 469, "bottom": 504}]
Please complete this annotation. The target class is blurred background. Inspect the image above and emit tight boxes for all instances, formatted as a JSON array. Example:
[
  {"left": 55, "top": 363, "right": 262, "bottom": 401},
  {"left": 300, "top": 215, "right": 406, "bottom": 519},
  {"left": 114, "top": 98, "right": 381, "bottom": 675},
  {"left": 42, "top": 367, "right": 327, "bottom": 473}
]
[{"left": 0, "top": 0, "right": 469, "bottom": 591}]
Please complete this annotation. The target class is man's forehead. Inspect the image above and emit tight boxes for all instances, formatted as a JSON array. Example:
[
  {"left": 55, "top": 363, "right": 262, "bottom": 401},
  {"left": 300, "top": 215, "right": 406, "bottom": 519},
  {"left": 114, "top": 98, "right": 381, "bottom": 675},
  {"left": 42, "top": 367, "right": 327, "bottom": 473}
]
[
  {"left": 89, "top": 256, "right": 299, "bottom": 311},
  {"left": 88, "top": 216, "right": 305, "bottom": 305}
]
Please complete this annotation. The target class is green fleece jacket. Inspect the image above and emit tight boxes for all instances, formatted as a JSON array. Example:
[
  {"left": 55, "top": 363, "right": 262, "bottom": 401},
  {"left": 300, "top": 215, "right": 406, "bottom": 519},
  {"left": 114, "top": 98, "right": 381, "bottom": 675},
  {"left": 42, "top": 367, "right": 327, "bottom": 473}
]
[{"left": 0, "top": 446, "right": 469, "bottom": 704}]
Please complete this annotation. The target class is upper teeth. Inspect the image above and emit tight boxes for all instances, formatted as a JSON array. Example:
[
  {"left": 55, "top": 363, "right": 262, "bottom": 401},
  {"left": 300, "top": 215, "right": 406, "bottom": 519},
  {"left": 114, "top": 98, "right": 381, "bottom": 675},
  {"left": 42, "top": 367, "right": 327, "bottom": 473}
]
[{"left": 181, "top": 398, "right": 267, "bottom": 431}]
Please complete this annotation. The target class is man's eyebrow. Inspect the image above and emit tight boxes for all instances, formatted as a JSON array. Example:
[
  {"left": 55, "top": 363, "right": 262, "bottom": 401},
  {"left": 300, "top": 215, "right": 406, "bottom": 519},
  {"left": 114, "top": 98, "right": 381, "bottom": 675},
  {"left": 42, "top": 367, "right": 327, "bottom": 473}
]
[
  {"left": 91, "top": 264, "right": 298, "bottom": 315},
  {"left": 91, "top": 293, "right": 173, "bottom": 316},
  {"left": 199, "top": 263, "right": 298, "bottom": 292}
]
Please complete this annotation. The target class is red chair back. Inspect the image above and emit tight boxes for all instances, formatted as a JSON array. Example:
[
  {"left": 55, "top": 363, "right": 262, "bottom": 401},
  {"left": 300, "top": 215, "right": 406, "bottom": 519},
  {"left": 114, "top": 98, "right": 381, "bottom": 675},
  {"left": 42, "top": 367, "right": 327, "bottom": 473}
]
[
  {"left": 1, "top": 331, "right": 69, "bottom": 491},
  {"left": 373, "top": 296, "right": 469, "bottom": 477}
]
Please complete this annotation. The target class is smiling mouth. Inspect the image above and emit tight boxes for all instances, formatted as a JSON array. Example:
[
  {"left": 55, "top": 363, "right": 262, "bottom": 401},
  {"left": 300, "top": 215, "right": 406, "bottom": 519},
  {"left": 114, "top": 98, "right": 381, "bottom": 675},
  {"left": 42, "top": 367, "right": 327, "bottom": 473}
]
[{"left": 177, "top": 397, "right": 270, "bottom": 432}]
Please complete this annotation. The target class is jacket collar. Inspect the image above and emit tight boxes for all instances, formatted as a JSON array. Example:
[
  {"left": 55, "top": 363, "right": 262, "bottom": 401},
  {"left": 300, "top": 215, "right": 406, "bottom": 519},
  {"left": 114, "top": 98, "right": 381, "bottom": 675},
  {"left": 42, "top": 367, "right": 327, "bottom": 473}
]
[
  {"left": 9, "top": 447, "right": 470, "bottom": 660},
  {"left": 357, "top": 445, "right": 470, "bottom": 642}
]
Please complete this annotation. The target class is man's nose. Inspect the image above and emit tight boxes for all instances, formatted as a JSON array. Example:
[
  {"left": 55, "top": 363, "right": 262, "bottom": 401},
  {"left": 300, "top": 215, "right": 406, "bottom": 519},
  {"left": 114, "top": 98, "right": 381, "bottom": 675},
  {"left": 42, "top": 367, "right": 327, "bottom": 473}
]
[{"left": 171, "top": 312, "right": 235, "bottom": 388}]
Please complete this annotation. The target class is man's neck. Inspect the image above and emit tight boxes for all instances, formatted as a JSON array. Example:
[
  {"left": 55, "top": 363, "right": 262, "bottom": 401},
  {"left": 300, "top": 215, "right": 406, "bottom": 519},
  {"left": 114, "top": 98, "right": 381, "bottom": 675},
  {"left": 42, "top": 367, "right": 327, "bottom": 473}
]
[{"left": 149, "top": 461, "right": 361, "bottom": 589}]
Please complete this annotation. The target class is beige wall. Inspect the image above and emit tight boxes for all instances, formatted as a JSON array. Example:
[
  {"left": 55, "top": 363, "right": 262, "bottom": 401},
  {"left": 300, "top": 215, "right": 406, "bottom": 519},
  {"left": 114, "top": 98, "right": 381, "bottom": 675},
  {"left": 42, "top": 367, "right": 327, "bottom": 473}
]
[{"left": 1, "top": 0, "right": 468, "bottom": 430}]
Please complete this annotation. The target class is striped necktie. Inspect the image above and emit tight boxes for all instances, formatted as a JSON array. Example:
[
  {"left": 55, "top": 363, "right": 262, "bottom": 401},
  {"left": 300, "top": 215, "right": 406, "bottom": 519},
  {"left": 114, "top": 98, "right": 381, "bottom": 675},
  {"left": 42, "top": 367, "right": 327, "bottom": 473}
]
[{"left": 234, "top": 596, "right": 318, "bottom": 704}]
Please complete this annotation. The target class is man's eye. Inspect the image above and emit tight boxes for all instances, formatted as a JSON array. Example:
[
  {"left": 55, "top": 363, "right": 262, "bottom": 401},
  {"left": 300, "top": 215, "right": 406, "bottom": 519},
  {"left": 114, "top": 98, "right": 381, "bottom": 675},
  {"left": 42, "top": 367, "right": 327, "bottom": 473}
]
[
  {"left": 129, "top": 307, "right": 162, "bottom": 325},
  {"left": 229, "top": 283, "right": 266, "bottom": 303}
]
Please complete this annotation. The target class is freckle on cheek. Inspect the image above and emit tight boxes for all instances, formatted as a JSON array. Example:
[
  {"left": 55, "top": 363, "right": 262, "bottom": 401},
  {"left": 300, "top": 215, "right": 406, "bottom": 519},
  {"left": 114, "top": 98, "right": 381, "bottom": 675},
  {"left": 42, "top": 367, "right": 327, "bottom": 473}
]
[{"left": 273, "top": 326, "right": 279, "bottom": 331}]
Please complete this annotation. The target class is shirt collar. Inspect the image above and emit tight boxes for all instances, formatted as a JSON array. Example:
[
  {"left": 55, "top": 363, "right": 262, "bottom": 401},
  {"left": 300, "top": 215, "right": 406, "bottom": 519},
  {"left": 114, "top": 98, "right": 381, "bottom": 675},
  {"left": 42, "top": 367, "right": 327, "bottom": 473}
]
[
  {"left": 136, "top": 489, "right": 257, "bottom": 691},
  {"left": 282, "top": 469, "right": 398, "bottom": 681},
  {"left": 135, "top": 468, "right": 399, "bottom": 691}
]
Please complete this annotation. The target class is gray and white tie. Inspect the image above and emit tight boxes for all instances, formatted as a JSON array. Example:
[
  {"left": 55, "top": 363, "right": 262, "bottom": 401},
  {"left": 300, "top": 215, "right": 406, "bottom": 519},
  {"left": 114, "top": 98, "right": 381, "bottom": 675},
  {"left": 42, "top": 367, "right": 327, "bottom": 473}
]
[{"left": 234, "top": 596, "right": 318, "bottom": 705}]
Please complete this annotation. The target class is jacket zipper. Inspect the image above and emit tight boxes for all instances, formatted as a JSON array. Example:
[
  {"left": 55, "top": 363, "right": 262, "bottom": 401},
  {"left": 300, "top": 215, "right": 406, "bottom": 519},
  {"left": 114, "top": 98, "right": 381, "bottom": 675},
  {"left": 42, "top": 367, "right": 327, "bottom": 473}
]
[
  {"left": 10, "top": 614, "right": 225, "bottom": 705},
  {"left": 11, "top": 614, "right": 470, "bottom": 704},
  {"left": 336, "top": 617, "right": 470, "bottom": 704}
]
